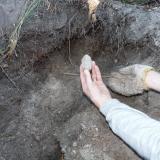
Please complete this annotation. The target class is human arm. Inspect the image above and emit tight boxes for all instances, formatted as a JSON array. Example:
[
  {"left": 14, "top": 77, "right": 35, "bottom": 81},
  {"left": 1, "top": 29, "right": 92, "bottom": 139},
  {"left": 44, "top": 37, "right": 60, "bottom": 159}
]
[
  {"left": 100, "top": 99, "right": 160, "bottom": 160},
  {"left": 80, "top": 62, "right": 160, "bottom": 160},
  {"left": 80, "top": 61, "right": 112, "bottom": 108}
]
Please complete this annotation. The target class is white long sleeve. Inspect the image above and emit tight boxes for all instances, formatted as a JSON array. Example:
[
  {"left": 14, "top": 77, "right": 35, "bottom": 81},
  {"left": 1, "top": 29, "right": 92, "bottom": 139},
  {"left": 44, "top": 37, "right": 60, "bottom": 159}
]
[{"left": 100, "top": 99, "right": 160, "bottom": 160}]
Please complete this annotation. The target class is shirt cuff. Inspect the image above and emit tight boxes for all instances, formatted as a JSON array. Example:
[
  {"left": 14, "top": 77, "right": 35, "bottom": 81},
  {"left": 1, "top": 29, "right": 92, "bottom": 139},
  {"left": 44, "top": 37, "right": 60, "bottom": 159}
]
[{"left": 99, "top": 99, "right": 120, "bottom": 116}]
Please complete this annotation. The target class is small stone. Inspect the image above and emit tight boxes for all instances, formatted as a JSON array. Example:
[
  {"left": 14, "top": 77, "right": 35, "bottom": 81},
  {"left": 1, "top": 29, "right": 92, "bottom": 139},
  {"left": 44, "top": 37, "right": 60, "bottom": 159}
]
[
  {"left": 73, "top": 142, "right": 77, "bottom": 147},
  {"left": 81, "top": 54, "right": 92, "bottom": 70}
]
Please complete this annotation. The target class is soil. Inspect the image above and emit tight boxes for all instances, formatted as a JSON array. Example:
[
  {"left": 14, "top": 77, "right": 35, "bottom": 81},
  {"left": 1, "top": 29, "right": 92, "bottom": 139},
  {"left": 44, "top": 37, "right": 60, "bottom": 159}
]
[
  {"left": 1, "top": 0, "right": 160, "bottom": 160},
  {"left": 0, "top": 29, "right": 160, "bottom": 160}
]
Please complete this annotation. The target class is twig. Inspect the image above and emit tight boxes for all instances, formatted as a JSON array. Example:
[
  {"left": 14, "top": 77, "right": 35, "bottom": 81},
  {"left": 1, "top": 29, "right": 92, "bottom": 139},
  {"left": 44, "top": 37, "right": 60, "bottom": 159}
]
[
  {"left": 63, "top": 72, "right": 79, "bottom": 76},
  {"left": 63, "top": 72, "right": 111, "bottom": 77},
  {"left": 68, "top": 12, "right": 78, "bottom": 65}
]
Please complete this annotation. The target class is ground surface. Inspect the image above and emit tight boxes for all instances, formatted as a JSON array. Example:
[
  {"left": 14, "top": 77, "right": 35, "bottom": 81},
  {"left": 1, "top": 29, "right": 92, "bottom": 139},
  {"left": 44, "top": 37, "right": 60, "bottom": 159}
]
[{"left": 0, "top": 30, "right": 160, "bottom": 160}]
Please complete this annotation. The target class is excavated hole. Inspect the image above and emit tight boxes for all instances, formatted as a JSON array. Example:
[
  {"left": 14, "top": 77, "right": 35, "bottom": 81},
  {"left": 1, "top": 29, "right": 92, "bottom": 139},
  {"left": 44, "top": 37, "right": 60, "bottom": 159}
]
[{"left": 1, "top": 30, "right": 160, "bottom": 160}]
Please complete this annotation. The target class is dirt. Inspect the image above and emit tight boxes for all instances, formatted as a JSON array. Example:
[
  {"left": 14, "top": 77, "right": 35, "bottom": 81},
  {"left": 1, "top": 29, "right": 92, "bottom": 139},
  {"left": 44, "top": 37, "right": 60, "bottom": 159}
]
[
  {"left": 0, "top": 0, "right": 160, "bottom": 160},
  {"left": 0, "top": 28, "right": 160, "bottom": 160}
]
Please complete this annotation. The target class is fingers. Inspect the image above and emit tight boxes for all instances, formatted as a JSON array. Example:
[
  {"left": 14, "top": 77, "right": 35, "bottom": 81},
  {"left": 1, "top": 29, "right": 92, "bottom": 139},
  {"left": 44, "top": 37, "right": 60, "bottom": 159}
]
[
  {"left": 80, "top": 65, "right": 87, "bottom": 93},
  {"left": 80, "top": 64, "right": 93, "bottom": 96},
  {"left": 92, "top": 61, "right": 103, "bottom": 82},
  {"left": 95, "top": 64, "right": 102, "bottom": 81},
  {"left": 92, "top": 61, "right": 96, "bottom": 81},
  {"left": 84, "top": 69, "right": 92, "bottom": 89}
]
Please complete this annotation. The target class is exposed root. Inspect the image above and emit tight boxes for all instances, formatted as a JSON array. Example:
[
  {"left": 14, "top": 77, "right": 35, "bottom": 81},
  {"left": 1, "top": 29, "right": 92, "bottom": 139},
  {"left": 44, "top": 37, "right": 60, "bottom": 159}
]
[
  {"left": 0, "top": 65, "right": 21, "bottom": 92},
  {"left": 63, "top": 72, "right": 111, "bottom": 77},
  {"left": 68, "top": 12, "right": 78, "bottom": 65}
]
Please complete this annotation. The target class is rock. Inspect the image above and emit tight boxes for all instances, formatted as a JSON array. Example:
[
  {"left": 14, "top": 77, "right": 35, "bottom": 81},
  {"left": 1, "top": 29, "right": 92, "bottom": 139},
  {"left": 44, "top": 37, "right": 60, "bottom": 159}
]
[
  {"left": 96, "top": 0, "right": 160, "bottom": 65},
  {"left": 81, "top": 54, "right": 92, "bottom": 70}
]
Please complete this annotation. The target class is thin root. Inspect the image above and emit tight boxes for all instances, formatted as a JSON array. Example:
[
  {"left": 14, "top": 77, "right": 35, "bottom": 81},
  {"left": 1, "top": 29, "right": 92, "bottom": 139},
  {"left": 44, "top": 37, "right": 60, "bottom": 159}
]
[
  {"left": 63, "top": 72, "right": 111, "bottom": 77},
  {"left": 0, "top": 65, "right": 21, "bottom": 92}
]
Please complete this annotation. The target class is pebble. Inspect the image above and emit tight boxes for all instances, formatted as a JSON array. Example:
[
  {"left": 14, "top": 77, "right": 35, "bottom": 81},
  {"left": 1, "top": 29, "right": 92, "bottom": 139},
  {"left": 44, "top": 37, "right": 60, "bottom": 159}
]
[{"left": 81, "top": 54, "right": 92, "bottom": 71}]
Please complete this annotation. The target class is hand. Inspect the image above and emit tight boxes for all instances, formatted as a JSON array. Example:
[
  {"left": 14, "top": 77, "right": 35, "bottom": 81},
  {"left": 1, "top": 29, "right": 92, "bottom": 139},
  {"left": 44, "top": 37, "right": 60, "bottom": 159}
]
[
  {"left": 80, "top": 61, "right": 112, "bottom": 108},
  {"left": 145, "top": 70, "right": 160, "bottom": 92}
]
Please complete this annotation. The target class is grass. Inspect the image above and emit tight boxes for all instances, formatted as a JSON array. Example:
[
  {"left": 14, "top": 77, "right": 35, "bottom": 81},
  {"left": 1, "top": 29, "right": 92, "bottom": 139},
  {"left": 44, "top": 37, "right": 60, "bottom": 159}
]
[{"left": 1, "top": 0, "right": 42, "bottom": 58}]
